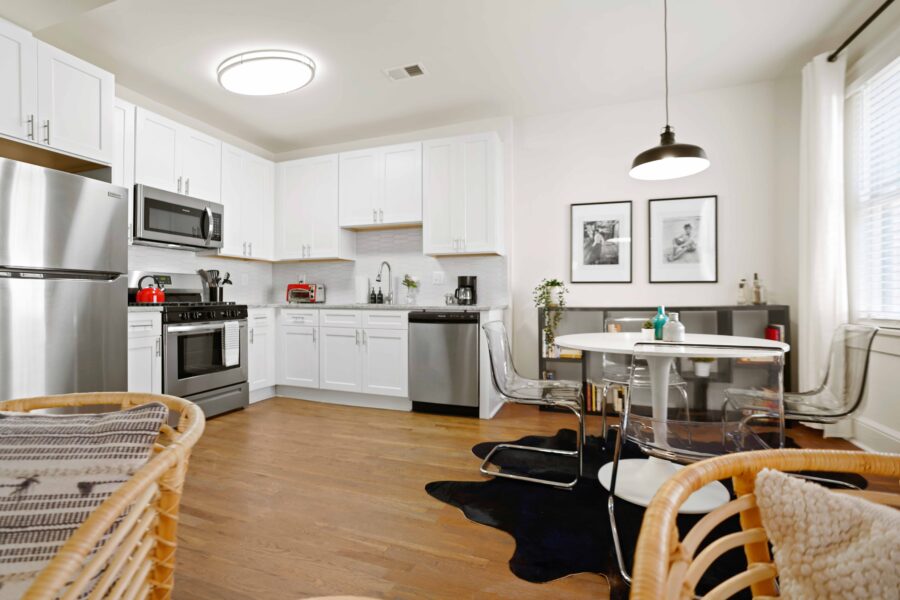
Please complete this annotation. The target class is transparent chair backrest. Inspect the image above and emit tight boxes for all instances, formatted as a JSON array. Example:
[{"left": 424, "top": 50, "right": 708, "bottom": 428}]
[
  {"left": 604, "top": 316, "right": 648, "bottom": 333},
  {"left": 482, "top": 321, "right": 525, "bottom": 398},
  {"left": 813, "top": 324, "right": 878, "bottom": 414}
]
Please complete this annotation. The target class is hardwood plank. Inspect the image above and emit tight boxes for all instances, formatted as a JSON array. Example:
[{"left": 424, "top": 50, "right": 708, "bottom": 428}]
[{"left": 173, "top": 397, "right": 875, "bottom": 599}]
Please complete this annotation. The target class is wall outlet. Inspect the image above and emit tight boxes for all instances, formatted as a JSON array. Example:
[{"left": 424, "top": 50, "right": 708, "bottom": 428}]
[{"left": 432, "top": 271, "right": 446, "bottom": 285}]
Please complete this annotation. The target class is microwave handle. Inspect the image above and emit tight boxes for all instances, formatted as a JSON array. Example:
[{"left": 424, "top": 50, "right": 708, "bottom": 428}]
[{"left": 204, "top": 206, "right": 213, "bottom": 243}]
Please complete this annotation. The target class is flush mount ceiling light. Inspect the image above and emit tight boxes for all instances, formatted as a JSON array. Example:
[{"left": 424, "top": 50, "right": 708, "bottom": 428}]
[
  {"left": 630, "top": 0, "right": 709, "bottom": 181},
  {"left": 217, "top": 50, "right": 316, "bottom": 96}
]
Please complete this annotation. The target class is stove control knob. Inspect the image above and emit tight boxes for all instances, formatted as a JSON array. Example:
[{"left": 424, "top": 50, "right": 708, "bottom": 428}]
[{"left": 193, "top": 311, "right": 203, "bottom": 319}]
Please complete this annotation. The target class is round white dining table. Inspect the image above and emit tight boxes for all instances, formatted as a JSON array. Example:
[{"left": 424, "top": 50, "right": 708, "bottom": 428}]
[{"left": 554, "top": 332, "right": 790, "bottom": 513}]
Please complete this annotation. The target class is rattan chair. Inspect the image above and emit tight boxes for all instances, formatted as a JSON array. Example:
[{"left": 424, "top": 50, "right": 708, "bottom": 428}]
[
  {"left": 0, "top": 392, "right": 205, "bottom": 600},
  {"left": 630, "top": 449, "right": 900, "bottom": 599},
  {"left": 482, "top": 321, "right": 585, "bottom": 488}
]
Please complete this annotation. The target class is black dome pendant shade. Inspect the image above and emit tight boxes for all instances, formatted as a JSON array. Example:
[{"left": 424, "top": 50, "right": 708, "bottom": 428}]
[{"left": 630, "top": 0, "right": 710, "bottom": 180}]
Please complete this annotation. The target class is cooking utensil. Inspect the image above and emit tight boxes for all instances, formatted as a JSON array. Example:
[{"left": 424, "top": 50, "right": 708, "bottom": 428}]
[{"left": 136, "top": 275, "right": 166, "bottom": 303}]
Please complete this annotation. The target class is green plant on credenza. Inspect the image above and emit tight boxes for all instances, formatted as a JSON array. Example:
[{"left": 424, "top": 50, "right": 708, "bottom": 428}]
[{"left": 533, "top": 278, "right": 568, "bottom": 353}]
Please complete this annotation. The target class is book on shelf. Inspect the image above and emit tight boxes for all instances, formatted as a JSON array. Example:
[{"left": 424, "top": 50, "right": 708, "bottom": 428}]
[
  {"left": 764, "top": 324, "right": 785, "bottom": 342},
  {"left": 558, "top": 349, "right": 583, "bottom": 360}
]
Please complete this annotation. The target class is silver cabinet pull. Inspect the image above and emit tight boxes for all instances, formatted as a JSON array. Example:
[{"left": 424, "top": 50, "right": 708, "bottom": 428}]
[
  {"left": 372, "top": 209, "right": 377, "bottom": 223},
  {"left": 248, "top": 241, "right": 252, "bottom": 257},
  {"left": 362, "top": 330, "right": 367, "bottom": 345},
  {"left": 43, "top": 120, "right": 50, "bottom": 144},
  {"left": 155, "top": 337, "right": 161, "bottom": 357},
  {"left": 250, "top": 328, "right": 255, "bottom": 343},
  {"left": 242, "top": 241, "right": 247, "bottom": 256},
  {"left": 185, "top": 178, "right": 190, "bottom": 195},
  {"left": 26, "top": 115, "right": 34, "bottom": 140},
  {"left": 177, "top": 176, "right": 183, "bottom": 193},
  {"left": 312, "top": 328, "right": 317, "bottom": 343},
  {"left": 379, "top": 209, "right": 383, "bottom": 222},
  {"left": 355, "top": 329, "right": 360, "bottom": 345}
]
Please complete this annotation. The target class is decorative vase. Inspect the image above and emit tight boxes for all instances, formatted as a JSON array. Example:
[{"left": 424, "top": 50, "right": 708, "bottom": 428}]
[
  {"left": 404, "top": 287, "right": 418, "bottom": 305},
  {"left": 546, "top": 286, "right": 561, "bottom": 307}
]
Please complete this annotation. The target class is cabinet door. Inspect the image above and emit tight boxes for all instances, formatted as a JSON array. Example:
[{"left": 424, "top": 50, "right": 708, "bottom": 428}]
[
  {"left": 459, "top": 134, "right": 499, "bottom": 253},
  {"left": 275, "top": 159, "right": 312, "bottom": 260},
  {"left": 319, "top": 327, "right": 362, "bottom": 392},
  {"left": 135, "top": 107, "right": 181, "bottom": 193},
  {"left": 127, "top": 335, "right": 161, "bottom": 394},
  {"left": 0, "top": 19, "right": 37, "bottom": 142},
  {"left": 338, "top": 149, "right": 379, "bottom": 227},
  {"left": 308, "top": 154, "right": 340, "bottom": 258},
  {"left": 36, "top": 41, "right": 114, "bottom": 164},
  {"left": 243, "top": 153, "right": 274, "bottom": 260},
  {"left": 249, "top": 316, "right": 276, "bottom": 391},
  {"left": 279, "top": 325, "right": 319, "bottom": 387},
  {"left": 219, "top": 144, "right": 246, "bottom": 257},
  {"left": 422, "top": 138, "right": 459, "bottom": 254},
  {"left": 112, "top": 98, "right": 135, "bottom": 244},
  {"left": 380, "top": 142, "right": 422, "bottom": 224},
  {"left": 180, "top": 127, "right": 221, "bottom": 202},
  {"left": 362, "top": 328, "right": 408, "bottom": 397}
]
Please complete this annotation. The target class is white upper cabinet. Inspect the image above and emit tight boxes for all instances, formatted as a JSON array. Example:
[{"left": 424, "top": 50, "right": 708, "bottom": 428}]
[
  {"left": 276, "top": 155, "right": 355, "bottom": 261},
  {"left": 0, "top": 19, "right": 36, "bottom": 143},
  {"left": 134, "top": 106, "right": 221, "bottom": 202},
  {"left": 219, "top": 144, "right": 274, "bottom": 260},
  {"left": 111, "top": 98, "right": 135, "bottom": 243},
  {"left": 339, "top": 142, "right": 422, "bottom": 228},
  {"left": 0, "top": 19, "right": 114, "bottom": 165},
  {"left": 36, "top": 41, "right": 114, "bottom": 164},
  {"left": 423, "top": 132, "right": 503, "bottom": 255}
]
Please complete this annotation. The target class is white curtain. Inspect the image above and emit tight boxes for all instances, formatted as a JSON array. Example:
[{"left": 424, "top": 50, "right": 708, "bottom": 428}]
[{"left": 797, "top": 53, "right": 849, "bottom": 391}]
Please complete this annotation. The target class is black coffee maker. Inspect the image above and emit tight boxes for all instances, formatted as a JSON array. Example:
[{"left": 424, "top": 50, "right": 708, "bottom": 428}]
[{"left": 455, "top": 276, "right": 477, "bottom": 306}]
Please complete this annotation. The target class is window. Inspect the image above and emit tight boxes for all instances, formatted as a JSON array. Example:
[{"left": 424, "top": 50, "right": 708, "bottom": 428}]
[{"left": 846, "top": 54, "right": 900, "bottom": 321}]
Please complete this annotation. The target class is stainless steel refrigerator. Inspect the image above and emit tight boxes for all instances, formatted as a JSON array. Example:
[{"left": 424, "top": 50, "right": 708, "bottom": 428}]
[{"left": 0, "top": 157, "right": 128, "bottom": 401}]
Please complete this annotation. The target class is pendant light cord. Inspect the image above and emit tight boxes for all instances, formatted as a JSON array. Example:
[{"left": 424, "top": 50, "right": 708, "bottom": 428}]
[{"left": 664, "top": 0, "right": 669, "bottom": 127}]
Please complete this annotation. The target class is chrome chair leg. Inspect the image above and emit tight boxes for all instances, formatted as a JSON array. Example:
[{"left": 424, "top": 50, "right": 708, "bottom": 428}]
[{"left": 607, "top": 386, "right": 633, "bottom": 584}]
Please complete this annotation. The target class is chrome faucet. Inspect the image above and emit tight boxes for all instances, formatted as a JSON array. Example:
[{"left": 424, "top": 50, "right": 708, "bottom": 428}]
[{"left": 375, "top": 261, "right": 393, "bottom": 304}]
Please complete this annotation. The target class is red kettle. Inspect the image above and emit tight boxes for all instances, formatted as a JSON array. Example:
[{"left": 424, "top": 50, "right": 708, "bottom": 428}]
[{"left": 136, "top": 275, "right": 166, "bottom": 304}]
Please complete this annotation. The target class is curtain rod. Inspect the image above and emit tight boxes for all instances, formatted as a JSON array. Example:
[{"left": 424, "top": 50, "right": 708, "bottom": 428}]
[{"left": 828, "top": 0, "right": 896, "bottom": 62}]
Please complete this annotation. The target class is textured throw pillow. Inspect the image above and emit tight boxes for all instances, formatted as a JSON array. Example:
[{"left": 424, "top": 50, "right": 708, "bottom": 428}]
[
  {"left": 0, "top": 403, "right": 168, "bottom": 599},
  {"left": 755, "top": 468, "right": 900, "bottom": 600}
]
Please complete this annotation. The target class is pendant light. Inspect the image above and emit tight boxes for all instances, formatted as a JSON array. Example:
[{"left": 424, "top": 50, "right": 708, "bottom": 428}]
[{"left": 630, "top": 0, "right": 709, "bottom": 180}]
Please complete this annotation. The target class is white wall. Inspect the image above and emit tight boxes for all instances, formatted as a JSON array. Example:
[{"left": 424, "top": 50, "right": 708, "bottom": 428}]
[{"left": 511, "top": 81, "right": 780, "bottom": 376}]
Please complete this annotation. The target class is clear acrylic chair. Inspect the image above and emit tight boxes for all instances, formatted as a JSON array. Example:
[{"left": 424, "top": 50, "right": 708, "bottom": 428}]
[
  {"left": 599, "top": 317, "right": 690, "bottom": 438},
  {"left": 723, "top": 323, "right": 878, "bottom": 435},
  {"left": 606, "top": 341, "right": 785, "bottom": 584},
  {"left": 481, "top": 321, "right": 585, "bottom": 489}
]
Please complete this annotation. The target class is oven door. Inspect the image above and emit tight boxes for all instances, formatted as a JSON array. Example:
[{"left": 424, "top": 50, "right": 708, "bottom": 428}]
[
  {"left": 134, "top": 184, "right": 223, "bottom": 249},
  {"left": 164, "top": 320, "right": 247, "bottom": 397}
]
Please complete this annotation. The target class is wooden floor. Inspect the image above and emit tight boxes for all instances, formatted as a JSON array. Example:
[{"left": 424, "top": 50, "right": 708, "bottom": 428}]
[{"left": 173, "top": 398, "right": 866, "bottom": 600}]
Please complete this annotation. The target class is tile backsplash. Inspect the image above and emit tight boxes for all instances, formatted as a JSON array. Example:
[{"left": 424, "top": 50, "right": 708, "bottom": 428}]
[
  {"left": 272, "top": 229, "right": 509, "bottom": 305},
  {"left": 128, "top": 245, "right": 273, "bottom": 304},
  {"left": 128, "top": 229, "right": 508, "bottom": 306}
]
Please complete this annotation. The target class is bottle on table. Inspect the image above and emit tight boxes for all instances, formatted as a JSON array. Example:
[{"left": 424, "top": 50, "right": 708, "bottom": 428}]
[
  {"left": 651, "top": 306, "right": 669, "bottom": 341},
  {"left": 369, "top": 287, "right": 377, "bottom": 304},
  {"left": 663, "top": 312, "right": 685, "bottom": 342},
  {"left": 376, "top": 287, "right": 384, "bottom": 304}
]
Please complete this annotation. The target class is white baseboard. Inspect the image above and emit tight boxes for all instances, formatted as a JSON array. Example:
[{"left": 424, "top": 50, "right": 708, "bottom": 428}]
[
  {"left": 274, "top": 385, "right": 412, "bottom": 412},
  {"left": 249, "top": 387, "right": 277, "bottom": 404},
  {"left": 851, "top": 416, "right": 900, "bottom": 453}
]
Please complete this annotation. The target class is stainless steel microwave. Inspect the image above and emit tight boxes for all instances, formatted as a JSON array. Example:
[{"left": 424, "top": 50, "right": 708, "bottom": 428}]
[{"left": 133, "top": 184, "right": 224, "bottom": 250}]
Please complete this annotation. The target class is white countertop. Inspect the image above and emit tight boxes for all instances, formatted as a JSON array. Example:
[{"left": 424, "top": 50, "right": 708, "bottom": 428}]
[
  {"left": 127, "top": 305, "right": 163, "bottom": 312},
  {"left": 249, "top": 303, "right": 507, "bottom": 311}
]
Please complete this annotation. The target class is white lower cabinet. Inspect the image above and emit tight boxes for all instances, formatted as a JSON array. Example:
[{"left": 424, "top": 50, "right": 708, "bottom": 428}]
[
  {"left": 361, "top": 328, "right": 408, "bottom": 397},
  {"left": 279, "top": 325, "right": 319, "bottom": 388},
  {"left": 319, "top": 326, "right": 363, "bottom": 392},
  {"left": 127, "top": 312, "right": 162, "bottom": 394},
  {"left": 248, "top": 309, "right": 276, "bottom": 393}
]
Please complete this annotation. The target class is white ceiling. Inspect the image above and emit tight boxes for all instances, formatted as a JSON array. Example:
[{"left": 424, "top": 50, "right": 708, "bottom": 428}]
[{"left": 0, "top": 0, "right": 884, "bottom": 153}]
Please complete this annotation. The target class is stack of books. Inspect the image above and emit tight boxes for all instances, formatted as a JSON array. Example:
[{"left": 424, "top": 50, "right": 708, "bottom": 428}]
[{"left": 764, "top": 324, "right": 785, "bottom": 341}]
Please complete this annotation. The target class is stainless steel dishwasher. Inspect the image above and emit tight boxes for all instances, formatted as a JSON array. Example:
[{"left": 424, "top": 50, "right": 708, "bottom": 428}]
[{"left": 409, "top": 311, "right": 479, "bottom": 416}]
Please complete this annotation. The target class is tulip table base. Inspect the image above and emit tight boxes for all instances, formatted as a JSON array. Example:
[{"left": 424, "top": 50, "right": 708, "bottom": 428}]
[{"left": 597, "top": 457, "right": 730, "bottom": 514}]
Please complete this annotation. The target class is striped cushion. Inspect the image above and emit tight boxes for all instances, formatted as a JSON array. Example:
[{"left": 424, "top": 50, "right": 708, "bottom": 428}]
[{"left": 0, "top": 403, "right": 168, "bottom": 599}]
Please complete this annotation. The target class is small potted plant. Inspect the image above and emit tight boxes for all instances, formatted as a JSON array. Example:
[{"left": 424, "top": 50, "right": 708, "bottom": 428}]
[
  {"left": 401, "top": 274, "right": 419, "bottom": 305},
  {"left": 533, "top": 278, "right": 568, "bottom": 356},
  {"left": 641, "top": 319, "right": 655, "bottom": 340},
  {"left": 691, "top": 357, "right": 715, "bottom": 377}
]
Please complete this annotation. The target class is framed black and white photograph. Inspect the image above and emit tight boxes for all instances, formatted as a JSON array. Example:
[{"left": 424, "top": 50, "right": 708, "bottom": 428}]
[
  {"left": 649, "top": 195, "right": 717, "bottom": 283},
  {"left": 570, "top": 201, "right": 632, "bottom": 283}
]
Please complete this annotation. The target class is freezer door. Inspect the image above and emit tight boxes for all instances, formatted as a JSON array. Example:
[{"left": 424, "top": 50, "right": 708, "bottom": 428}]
[
  {"left": 0, "top": 157, "right": 127, "bottom": 273},
  {"left": 0, "top": 276, "right": 127, "bottom": 401}
]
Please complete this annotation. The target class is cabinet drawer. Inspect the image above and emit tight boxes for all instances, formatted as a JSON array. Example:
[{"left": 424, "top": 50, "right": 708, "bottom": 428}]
[
  {"left": 127, "top": 312, "right": 161, "bottom": 338},
  {"left": 279, "top": 309, "right": 319, "bottom": 326},
  {"left": 319, "top": 310, "right": 362, "bottom": 328},
  {"left": 362, "top": 310, "right": 408, "bottom": 330},
  {"left": 249, "top": 308, "right": 274, "bottom": 327}
]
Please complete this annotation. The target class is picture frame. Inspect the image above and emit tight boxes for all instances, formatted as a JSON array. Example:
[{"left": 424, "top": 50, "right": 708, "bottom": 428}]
[
  {"left": 570, "top": 201, "right": 632, "bottom": 283},
  {"left": 649, "top": 195, "right": 718, "bottom": 283}
]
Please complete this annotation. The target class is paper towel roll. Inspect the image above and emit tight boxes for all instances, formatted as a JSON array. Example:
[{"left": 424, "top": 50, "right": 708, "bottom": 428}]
[{"left": 355, "top": 276, "right": 370, "bottom": 303}]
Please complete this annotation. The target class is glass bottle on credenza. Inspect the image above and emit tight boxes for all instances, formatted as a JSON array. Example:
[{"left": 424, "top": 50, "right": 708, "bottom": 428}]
[
  {"left": 737, "top": 278, "right": 749, "bottom": 305},
  {"left": 752, "top": 273, "right": 767, "bottom": 305}
]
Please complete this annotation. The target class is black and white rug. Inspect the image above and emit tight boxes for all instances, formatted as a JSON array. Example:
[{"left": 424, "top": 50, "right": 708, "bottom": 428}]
[{"left": 425, "top": 429, "right": 866, "bottom": 599}]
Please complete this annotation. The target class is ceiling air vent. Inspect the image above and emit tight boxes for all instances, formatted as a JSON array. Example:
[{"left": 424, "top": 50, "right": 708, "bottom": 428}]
[{"left": 384, "top": 63, "right": 426, "bottom": 81}]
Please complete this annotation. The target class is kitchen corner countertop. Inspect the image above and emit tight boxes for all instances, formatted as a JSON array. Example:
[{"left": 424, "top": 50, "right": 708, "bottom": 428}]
[
  {"left": 128, "top": 305, "right": 164, "bottom": 312},
  {"left": 249, "top": 303, "right": 508, "bottom": 311}
]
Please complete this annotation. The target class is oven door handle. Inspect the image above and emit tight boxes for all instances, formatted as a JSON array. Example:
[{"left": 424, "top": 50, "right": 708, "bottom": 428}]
[{"left": 166, "top": 323, "right": 227, "bottom": 334}]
